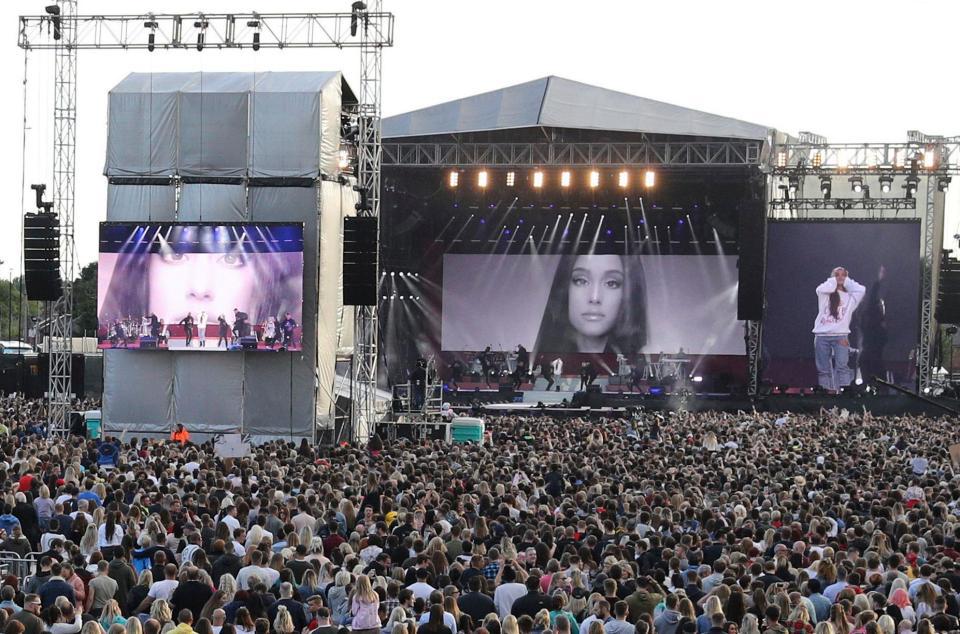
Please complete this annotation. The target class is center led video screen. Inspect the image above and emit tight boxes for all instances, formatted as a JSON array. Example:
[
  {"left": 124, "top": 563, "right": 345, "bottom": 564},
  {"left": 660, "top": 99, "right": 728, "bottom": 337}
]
[{"left": 97, "top": 222, "right": 305, "bottom": 351}]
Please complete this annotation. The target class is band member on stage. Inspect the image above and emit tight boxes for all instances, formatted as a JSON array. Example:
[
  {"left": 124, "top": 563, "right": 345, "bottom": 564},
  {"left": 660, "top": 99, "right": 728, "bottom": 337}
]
[
  {"left": 197, "top": 311, "right": 208, "bottom": 348},
  {"left": 149, "top": 313, "right": 161, "bottom": 339},
  {"left": 579, "top": 360, "right": 597, "bottom": 390},
  {"left": 158, "top": 320, "right": 169, "bottom": 346},
  {"left": 217, "top": 314, "right": 230, "bottom": 348},
  {"left": 535, "top": 254, "right": 648, "bottom": 354},
  {"left": 538, "top": 355, "right": 555, "bottom": 391},
  {"left": 112, "top": 321, "right": 128, "bottom": 348},
  {"left": 450, "top": 359, "right": 464, "bottom": 389},
  {"left": 280, "top": 312, "right": 298, "bottom": 348},
  {"left": 479, "top": 346, "right": 492, "bottom": 386},
  {"left": 263, "top": 316, "right": 278, "bottom": 347},
  {"left": 813, "top": 266, "right": 866, "bottom": 391},
  {"left": 179, "top": 312, "right": 195, "bottom": 348},
  {"left": 512, "top": 344, "right": 529, "bottom": 389},
  {"left": 233, "top": 308, "right": 250, "bottom": 339}
]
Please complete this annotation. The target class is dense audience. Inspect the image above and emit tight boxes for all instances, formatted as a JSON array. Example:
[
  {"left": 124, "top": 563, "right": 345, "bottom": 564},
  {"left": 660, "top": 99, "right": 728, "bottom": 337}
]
[{"left": 0, "top": 395, "right": 957, "bottom": 634}]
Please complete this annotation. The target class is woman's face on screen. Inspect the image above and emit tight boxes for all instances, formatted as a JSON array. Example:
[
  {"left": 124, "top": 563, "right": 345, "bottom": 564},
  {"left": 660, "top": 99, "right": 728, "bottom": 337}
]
[
  {"left": 148, "top": 251, "right": 255, "bottom": 320},
  {"left": 567, "top": 254, "right": 625, "bottom": 339}
]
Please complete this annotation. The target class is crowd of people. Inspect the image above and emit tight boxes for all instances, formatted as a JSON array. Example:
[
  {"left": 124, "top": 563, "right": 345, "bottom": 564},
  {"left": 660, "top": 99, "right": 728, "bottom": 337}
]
[{"left": 0, "top": 396, "right": 957, "bottom": 634}]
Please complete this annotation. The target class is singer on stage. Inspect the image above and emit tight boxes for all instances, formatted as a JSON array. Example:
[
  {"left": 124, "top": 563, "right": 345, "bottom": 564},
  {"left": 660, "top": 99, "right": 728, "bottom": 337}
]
[{"left": 812, "top": 266, "right": 866, "bottom": 391}]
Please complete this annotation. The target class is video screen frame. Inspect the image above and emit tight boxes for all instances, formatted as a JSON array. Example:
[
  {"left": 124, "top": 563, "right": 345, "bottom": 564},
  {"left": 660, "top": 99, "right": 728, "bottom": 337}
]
[{"left": 97, "top": 221, "right": 305, "bottom": 352}]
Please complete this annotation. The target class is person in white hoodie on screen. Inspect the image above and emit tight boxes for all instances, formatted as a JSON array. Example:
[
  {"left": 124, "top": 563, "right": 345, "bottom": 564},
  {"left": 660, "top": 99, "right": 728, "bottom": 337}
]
[{"left": 812, "top": 266, "right": 866, "bottom": 391}]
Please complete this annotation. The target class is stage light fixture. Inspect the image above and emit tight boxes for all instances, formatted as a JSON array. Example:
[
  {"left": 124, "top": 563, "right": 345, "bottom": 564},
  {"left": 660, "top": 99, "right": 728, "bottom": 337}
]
[
  {"left": 644, "top": 170, "right": 656, "bottom": 188},
  {"left": 561, "top": 171, "right": 571, "bottom": 188},
  {"left": 45, "top": 5, "right": 61, "bottom": 40},
  {"left": 939, "top": 176, "right": 952, "bottom": 192},
  {"left": 477, "top": 171, "right": 488, "bottom": 188},
  {"left": 448, "top": 171, "right": 459, "bottom": 187},
  {"left": 787, "top": 175, "right": 800, "bottom": 196},
  {"left": 194, "top": 20, "right": 209, "bottom": 51},
  {"left": 811, "top": 151, "right": 823, "bottom": 168},
  {"left": 905, "top": 176, "right": 919, "bottom": 198},
  {"left": 247, "top": 20, "right": 261, "bottom": 51},
  {"left": 820, "top": 176, "right": 831, "bottom": 199},
  {"left": 144, "top": 20, "right": 159, "bottom": 51},
  {"left": 776, "top": 151, "right": 787, "bottom": 168},
  {"left": 618, "top": 171, "right": 629, "bottom": 188},
  {"left": 879, "top": 174, "right": 893, "bottom": 193},
  {"left": 533, "top": 171, "right": 544, "bottom": 188},
  {"left": 778, "top": 184, "right": 790, "bottom": 201},
  {"left": 924, "top": 148, "right": 937, "bottom": 169},
  {"left": 849, "top": 176, "right": 863, "bottom": 193},
  {"left": 589, "top": 171, "right": 600, "bottom": 189},
  {"left": 691, "top": 376, "right": 703, "bottom": 383},
  {"left": 350, "top": 1, "right": 367, "bottom": 37},
  {"left": 338, "top": 149, "right": 350, "bottom": 170},
  {"left": 506, "top": 171, "right": 516, "bottom": 187}
]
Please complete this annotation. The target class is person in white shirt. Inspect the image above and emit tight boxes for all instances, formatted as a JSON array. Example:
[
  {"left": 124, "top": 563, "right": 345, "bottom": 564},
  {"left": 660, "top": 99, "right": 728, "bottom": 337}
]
[
  {"left": 493, "top": 565, "right": 527, "bottom": 619},
  {"left": 198, "top": 311, "right": 208, "bottom": 348},
  {"left": 97, "top": 513, "right": 124, "bottom": 549},
  {"left": 236, "top": 550, "right": 281, "bottom": 590},
  {"left": 219, "top": 506, "right": 242, "bottom": 533},
  {"left": 812, "top": 267, "right": 866, "bottom": 391},
  {"left": 407, "top": 568, "right": 437, "bottom": 602},
  {"left": 134, "top": 563, "right": 180, "bottom": 613}
]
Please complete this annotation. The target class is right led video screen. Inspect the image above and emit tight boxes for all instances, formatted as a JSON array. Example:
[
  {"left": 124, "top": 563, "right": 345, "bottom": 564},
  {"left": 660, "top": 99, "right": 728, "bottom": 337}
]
[{"left": 762, "top": 220, "right": 921, "bottom": 390}]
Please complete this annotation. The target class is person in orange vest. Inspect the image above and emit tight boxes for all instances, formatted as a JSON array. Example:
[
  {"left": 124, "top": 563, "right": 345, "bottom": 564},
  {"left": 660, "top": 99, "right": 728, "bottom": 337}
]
[{"left": 171, "top": 423, "right": 190, "bottom": 445}]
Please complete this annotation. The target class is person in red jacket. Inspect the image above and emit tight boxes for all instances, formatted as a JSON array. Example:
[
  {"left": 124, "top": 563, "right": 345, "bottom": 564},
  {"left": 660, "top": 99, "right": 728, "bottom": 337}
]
[{"left": 171, "top": 423, "right": 190, "bottom": 445}]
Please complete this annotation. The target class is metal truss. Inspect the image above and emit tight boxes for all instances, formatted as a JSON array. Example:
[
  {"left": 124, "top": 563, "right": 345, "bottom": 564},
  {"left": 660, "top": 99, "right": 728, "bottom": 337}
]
[
  {"left": 45, "top": 0, "right": 78, "bottom": 437},
  {"left": 746, "top": 320, "right": 762, "bottom": 397},
  {"left": 769, "top": 198, "right": 917, "bottom": 212},
  {"left": 19, "top": 12, "right": 394, "bottom": 50},
  {"left": 765, "top": 136, "right": 955, "bottom": 395},
  {"left": 382, "top": 141, "right": 762, "bottom": 167},
  {"left": 19, "top": 5, "right": 393, "bottom": 441},
  {"left": 351, "top": 0, "right": 384, "bottom": 443},
  {"left": 773, "top": 138, "right": 960, "bottom": 176},
  {"left": 918, "top": 178, "right": 940, "bottom": 392}
]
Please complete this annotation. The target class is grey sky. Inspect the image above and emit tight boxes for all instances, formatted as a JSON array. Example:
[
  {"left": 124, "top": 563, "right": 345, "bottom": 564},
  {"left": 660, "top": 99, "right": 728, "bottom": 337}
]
[{"left": 0, "top": 0, "right": 958, "bottom": 270}]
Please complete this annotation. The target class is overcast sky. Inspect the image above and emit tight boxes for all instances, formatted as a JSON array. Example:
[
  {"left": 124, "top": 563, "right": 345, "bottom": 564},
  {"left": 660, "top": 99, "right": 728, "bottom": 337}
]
[{"left": 0, "top": 0, "right": 958, "bottom": 271}]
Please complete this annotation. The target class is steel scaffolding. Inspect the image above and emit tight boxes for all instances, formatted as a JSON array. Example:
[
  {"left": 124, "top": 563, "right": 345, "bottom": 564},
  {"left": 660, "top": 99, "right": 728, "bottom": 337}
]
[
  {"left": 18, "top": 5, "right": 394, "bottom": 440},
  {"left": 351, "top": 0, "right": 386, "bottom": 442}
]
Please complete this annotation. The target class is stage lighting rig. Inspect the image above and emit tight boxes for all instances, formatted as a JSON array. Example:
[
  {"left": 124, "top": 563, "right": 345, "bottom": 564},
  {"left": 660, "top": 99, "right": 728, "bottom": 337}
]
[
  {"left": 144, "top": 19, "right": 158, "bottom": 51},
  {"left": 849, "top": 176, "right": 863, "bottom": 193},
  {"left": 787, "top": 175, "right": 800, "bottom": 196},
  {"left": 644, "top": 170, "right": 656, "bottom": 188},
  {"left": 506, "top": 171, "right": 516, "bottom": 187},
  {"left": 247, "top": 19, "right": 262, "bottom": 51},
  {"left": 939, "top": 176, "right": 952, "bottom": 192},
  {"left": 879, "top": 174, "right": 893, "bottom": 193},
  {"left": 194, "top": 19, "right": 209, "bottom": 51},
  {"left": 44, "top": 5, "right": 61, "bottom": 40},
  {"left": 350, "top": 1, "right": 368, "bottom": 37},
  {"left": 820, "top": 176, "right": 831, "bottom": 199},
  {"left": 904, "top": 175, "right": 919, "bottom": 198}
]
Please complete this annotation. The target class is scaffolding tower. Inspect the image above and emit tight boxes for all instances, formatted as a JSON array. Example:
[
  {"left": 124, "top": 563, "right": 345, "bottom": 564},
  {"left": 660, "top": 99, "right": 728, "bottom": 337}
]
[{"left": 18, "top": 6, "right": 394, "bottom": 439}]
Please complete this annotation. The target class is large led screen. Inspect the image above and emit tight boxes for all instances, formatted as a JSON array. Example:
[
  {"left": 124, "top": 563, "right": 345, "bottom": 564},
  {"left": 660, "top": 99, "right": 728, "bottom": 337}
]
[
  {"left": 762, "top": 220, "right": 920, "bottom": 389},
  {"left": 98, "top": 223, "right": 305, "bottom": 351},
  {"left": 441, "top": 254, "right": 743, "bottom": 355}
]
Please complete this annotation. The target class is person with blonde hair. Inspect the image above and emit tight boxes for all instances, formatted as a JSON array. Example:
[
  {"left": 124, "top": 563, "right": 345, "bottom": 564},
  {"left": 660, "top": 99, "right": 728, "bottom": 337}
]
[
  {"left": 80, "top": 622, "right": 106, "bottom": 634},
  {"left": 351, "top": 574, "right": 381, "bottom": 634},
  {"left": 502, "top": 615, "right": 520, "bottom": 634},
  {"left": 98, "top": 600, "right": 127, "bottom": 631},
  {"left": 272, "top": 606, "right": 295, "bottom": 634},
  {"left": 699, "top": 597, "right": 724, "bottom": 634},
  {"left": 741, "top": 615, "right": 761, "bottom": 634}
]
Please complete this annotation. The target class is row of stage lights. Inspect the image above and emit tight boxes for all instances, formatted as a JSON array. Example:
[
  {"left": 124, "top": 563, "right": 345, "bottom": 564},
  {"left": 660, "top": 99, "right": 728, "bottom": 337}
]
[
  {"left": 448, "top": 169, "right": 657, "bottom": 190},
  {"left": 780, "top": 173, "right": 951, "bottom": 200}
]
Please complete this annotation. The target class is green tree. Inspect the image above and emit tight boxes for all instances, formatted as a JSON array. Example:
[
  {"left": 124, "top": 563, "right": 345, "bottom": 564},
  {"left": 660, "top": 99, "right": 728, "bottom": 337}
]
[
  {"left": 72, "top": 261, "right": 98, "bottom": 336},
  {"left": 0, "top": 276, "right": 42, "bottom": 341}
]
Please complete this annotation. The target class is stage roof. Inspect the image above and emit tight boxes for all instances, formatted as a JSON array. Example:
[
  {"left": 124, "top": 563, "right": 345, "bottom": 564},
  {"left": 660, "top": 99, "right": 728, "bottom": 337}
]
[{"left": 383, "top": 76, "right": 771, "bottom": 141}]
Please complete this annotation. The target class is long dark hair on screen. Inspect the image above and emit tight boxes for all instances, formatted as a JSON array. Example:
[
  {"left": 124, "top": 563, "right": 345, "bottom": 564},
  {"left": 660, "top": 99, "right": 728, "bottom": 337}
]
[
  {"left": 829, "top": 290, "right": 841, "bottom": 320},
  {"left": 534, "top": 254, "right": 648, "bottom": 355}
]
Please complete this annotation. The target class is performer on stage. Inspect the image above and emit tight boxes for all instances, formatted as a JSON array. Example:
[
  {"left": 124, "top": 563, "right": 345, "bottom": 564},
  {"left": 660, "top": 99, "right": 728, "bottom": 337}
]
[
  {"left": 158, "top": 320, "right": 169, "bottom": 347},
  {"left": 149, "top": 313, "right": 161, "bottom": 339},
  {"left": 512, "top": 344, "right": 529, "bottom": 389},
  {"left": 197, "top": 311, "right": 208, "bottom": 348},
  {"left": 179, "top": 312, "right": 195, "bottom": 348},
  {"left": 479, "top": 346, "right": 492, "bottom": 386},
  {"left": 813, "top": 266, "right": 866, "bottom": 391},
  {"left": 233, "top": 308, "right": 250, "bottom": 339},
  {"left": 550, "top": 356, "right": 563, "bottom": 391},
  {"left": 263, "top": 316, "right": 278, "bottom": 347},
  {"left": 280, "top": 312, "right": 298, "bottom": 348},
  {"left": 217, "top": 314, "right": 230, "bottom": 348},
  {"left": 538, "top": 355, "right": 555, "bottom": 391},
  {"left": 579, "top": 360, "right": 597, "bottom": 390}
]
